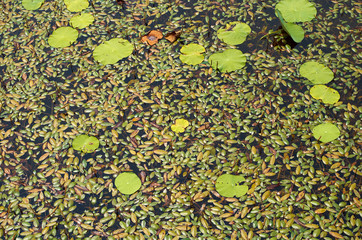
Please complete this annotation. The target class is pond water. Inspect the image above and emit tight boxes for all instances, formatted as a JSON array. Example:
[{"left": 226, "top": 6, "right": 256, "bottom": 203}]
[{"left": 0, "top": 0, "right": 361, "bottom": 239}]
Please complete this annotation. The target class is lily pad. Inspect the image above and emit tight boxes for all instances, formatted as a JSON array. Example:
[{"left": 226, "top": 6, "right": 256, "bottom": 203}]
[
  {"left": 115, "top": 172, "right": 141, "bottom": 195},
  {"left": 70, "top": 13, "right": 94, "bottom": 29},
  {"left": 64, "top": 0, "right": 89, "bottom": 12},
  {"left": 179, "top": 43, "right": 205, "bottom": 65},
  {"left": 310, "top": 85, "right": 340, "bottom": 104},
  {"left": 93, "top": 38, "right": 134, "bottom": 65},
  {"left": 215, "top": 174, "right": 248, "bottom": 198},
  {"left": 299, "top": 61, "right": 334, "bottom": 84},
  {"left": 22, "top": 0, "right": 44, "bottom": 10},
  {"left": 72, "top": 134, "right": 99, "bottom": 153},
  {"left": 48, "top": 27, "right": 78, "bottom": 48},
  {"left": 171, "top": 119, "right": 189, "bottom": 133},
  {"left": 276, "top": 0, "right": 317, "bottom": 22},
  {"left": 209, "top": 49, "right": 246, "bottom": 72},
  {"left": 312, "top": 123, "right": 340, "bottom": 143},
  {"left": 276, "top": 9, "right": 304, "bottom": 43},
  {"left": 217, "top": 22, "right": 251, "bottom": 45}
]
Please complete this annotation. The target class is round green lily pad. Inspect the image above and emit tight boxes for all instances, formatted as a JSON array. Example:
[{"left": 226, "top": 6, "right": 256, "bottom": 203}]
[
  {"left": 70, "top": 13, "right": 94, "bottom": 29},
  {"left": 310, "top": 85, "right": 340, "bottom": 104},
  {"left": 209, "top": 49, "right": 246, "bottom": 73},
  {"left": 93, "top": 38, "right": 134, "bottom": 65},
  {"left": 72, "top": 134, "right": 99, "bottom": 153},
  {"left": 215, "top": 174, "right": 248, "bottom": 198},
  {"left": 171, "top": 119, "right": 190, "bottom": 133},
  {"left": 276, "top": 0, "right": 317, "bottom": 22},
  {"left": 276, "top": 10, "right": 304, "bottom": 43},
  {"left": 299, "top": 61, "right": 334, "bottom": 84},
  {"left": 179, "top": 43, "right": 205, "bottom": 65},
  {"left": 64, "top": 0, "right": 89, "bottom": 12},
  {"left": 312, "top": 123, "right": 340, "bottom": 143},
  {"left": 115, "top": 172, "right": 141, "bottom": 195},
  {"left": 22, "top": 0, "right": 44, "bottom": 10},
  {"left": 48, "top": 27, "right": 78, "bottom": 48},
  {"left": 217, "top": 22, "right": 251, "bottom": 45}
]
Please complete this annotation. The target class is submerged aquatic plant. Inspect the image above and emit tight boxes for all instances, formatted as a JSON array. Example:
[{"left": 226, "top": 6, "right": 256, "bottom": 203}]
[
  {"left": 93, "top": 38, "right": 134, "bottom": 65},
  {"left": 48, "top": 27, "right": 78, "bottom": 48}
]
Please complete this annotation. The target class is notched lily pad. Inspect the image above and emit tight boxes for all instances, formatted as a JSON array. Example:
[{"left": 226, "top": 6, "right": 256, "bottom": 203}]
[
  {"left": 115, "top": 172, "right": 141, "bottom": 195},
  {"left": 209, "top": 49, "right": 246, "bottom": 73},
  {"left": 217, "top": 22, "right": 251, "bottom": 45},
  {"left": 299, "top": 61, "right": 334, "bottom": 84},
  {"left": 72, "top": 134, "right": 99, "bottom": 153},
  {"left": 276, "top": 0, "right": 317, "bottom": 22},
  {"left": 48, "top": 27, "right": 78, "bottom": 48},
  {"left": 70, "top": 13, "right": 94, "bottom": 29},
  {"left": 216, "top": 174, "right": 248, "bottom": 198},
  {"left": 22, "top": 0, "right": 44, "bottom": 10},
  {"left": 171, "top": 119, "right": 189, "bottom": 133},
  {"left": 64, "top": 0, "right": 89, "bottom": 12},
  {"left": 312, "top": 123, "right": 340, "bottom": 143},
  {"left": 179, "top": 43, "right": 205, "bottom": 65},
  {"left": 310, "top": 85, "right": 340, "bottom": 104},
  {"left": 93, "top": 38, "right": 134, "bottom": 65}
]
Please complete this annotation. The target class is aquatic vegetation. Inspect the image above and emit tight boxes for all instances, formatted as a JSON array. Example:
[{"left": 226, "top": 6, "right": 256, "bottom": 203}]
[
  {"left": 310, "top": 85, "right": 340, "bottom": 104},
  {"left": 141, "top": 30, "right": 163, "bottom": 46},
  {"left": 299, "top": 61, "right": 334, "bottom": 84},
  {"left": 276, "top": 9, "right": 305, "bottom": 43},
  {"left": 48, "top": 27, "right": 78, "bottom": 48},
  {"left": 115, "top": 172, "right": 142, "bottom": 195},
  {"left": 64, "top": 0, "right": 89, "bottom": 12},
  {"left": 72, "top": 135, "right": 99, "bottom": 153},
  {"left": 215, "top": 174, "right": 248, "bottom": 198},
  {"left": 276, "top": 0, "right": 317, "bottom": 22},
  {"left": 171, "top": 119, "right": 189, "bottom": 133},
  {"left": 70, "top": 12, "right": 94, "bottom": 29},
  {"left": 22, "top": 0, "right": 44, "bottom": 10},
  {"left": 179, "top": 43, "right": 205, "bottom": 65},
  {"left": 93, "top": 38, "right": 134, "bottom": 65},
  {"left": 312, "top": 123, "right": 340, "bottom": 143},
  {"left": 209, "top": 49, "right": 246, "bottom": 72},
  {"left": 217, "top": 22, "right": 251, "bottom": 45}
]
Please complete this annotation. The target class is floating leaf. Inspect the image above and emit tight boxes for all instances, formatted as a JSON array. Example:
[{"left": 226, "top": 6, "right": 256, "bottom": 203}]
[
  {"left": 209, "top": 49, "right": 246, "bottom": 72},
  {"left": 171, "top": 119, "right": 189, "bottom": 133},
  {"left": 93, "top": 38, "right": 134, "bottom": 65},
  {"left": 165, "top": 31, "right": 181, "bottom": 43},
  {"left": 22, "top": 0, "right": 44, "bottom": 10},
  {"left": 115, "top": 172, "right": 141, "bottom": 195},
  {"left": 64, "top": 0, "right": 89, "bottom": 12},
  {"left": 215, "top": 174, "right": 248, "bottom": 198},
  {"left": 312, "top": 123, "right": 340, "bottom": 143},
  {"left": 310, "top": 85, "right": 340, "bottom": 104},
  {"left": 70, "top": 13, "right": 94, "bottom": 29},
  {"left": 276, "top": 9, "right": 304, "bottom": 43},
  {"left": 141, "top": 30, "right": 163, "bottom": 46},
  {"left": 217, "top": 22, "right": 251, "bottom": 45},
  {"left": 276, "top": 0, "right": 317, "bottom": 22},
  {"left": 72, "top": 135, "right": 99, "bottom": 153},
  {"left": 179, "top": 43, "right": 205, "bottom": 65},
  {"left": 299, "top": 61, "right": 334, "bottom": 84},
  {"left": 48, "top": 27, "right": 78, "bottom": 48}
]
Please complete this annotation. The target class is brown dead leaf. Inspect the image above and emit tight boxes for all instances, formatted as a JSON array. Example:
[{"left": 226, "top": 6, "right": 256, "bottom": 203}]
[{"left": 141, "top": 30, "right": 163, "bottom": 46}]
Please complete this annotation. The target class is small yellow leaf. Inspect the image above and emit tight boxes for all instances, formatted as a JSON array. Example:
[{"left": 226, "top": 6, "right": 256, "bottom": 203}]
[
  {"left": 329, "top": 232, "right": 344, "bottom": 239},
  {"left": 154, "top": 149, "right": 167, "bottom": 155},
  {"left": 305, "top": 224, "right": 319, "bottom": 229},
  {"left": 314, "top": 208, "right": 326, "bottom": 214},
  {"left": 171, "top": 119, "right": 189, "bottom": 133}
]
